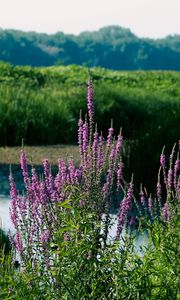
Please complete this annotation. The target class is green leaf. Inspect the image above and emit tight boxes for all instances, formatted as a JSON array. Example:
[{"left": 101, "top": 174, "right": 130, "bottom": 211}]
[{"left": 57, "top": 198, "right": 72, "bottom": 209}]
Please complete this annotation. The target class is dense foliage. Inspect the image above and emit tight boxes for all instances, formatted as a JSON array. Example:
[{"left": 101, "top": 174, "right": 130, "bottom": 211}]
[
  {"left": 0, "top": 81, "right": 179, "bottom": 299},
  {"left": 0, "top": 228, "right": 11, "bottom": 254},
  {"left": 0, "top": 26, "right": 180, "bottom": 70},
  {"left": 0, "top": 62, "right": 180, "bottom": 188}
]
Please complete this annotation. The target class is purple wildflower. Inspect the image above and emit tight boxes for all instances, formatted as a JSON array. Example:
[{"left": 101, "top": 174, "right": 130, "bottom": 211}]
[
  {"left": 31, "top": 167, "right": 40, "bottom": 202},
  {"left": 115, "top": 181, "right": 133, "bottom": 240},
  {"left": 107, "top": 126, "right": 114, "bottom": 148},
  {"left": 15, "top": 232, "right": 23, "bottom": 253},
  {"left": 75, "top": 167, "right": 82, "bottom": 184},
  {"left": 20, "top": 149, "right": 29, "bottom": 186},
  {"left": 109, "top": 146, "right": 116, "bottom": 164},
  {"left": 116, "top": 161, "right": 123, "bottom": 191},
  {"left": 40, "top": 229, "right": 50, "bottom": 243},
  {"left": 116, "top": 133, "right": 123, "bottom": 155},
  {"left": 68, "top": 159, "right": 76, "bottom": 185},
  {"left": 54, "top": 171, "right": 62, "bottom": 191},
  {"left": 173, "top": 159, "right": 180, "bottom": 189},
  {"left": 167, "top": 168, "right": 173, "bottom": 191},
  {"left": 9, "top": 173, "right": 18, "bottom": 227},
  {"left": 82, "top": 122, "right": 88, "bottom": 153},
  {"left": 55, "top": 159, "right": 67, "bottom": 190},
  {"left": 19, "top": 196, "right": 27, "bottom": 215},
  {"left": 156, "top": 182, "right": 161, "bottom": 200},
  {"left": 39, "top": 181, "right": 48, "bottom": 205},
  {"left": 140, "top": 189, "right": 145, "bottom": 206},
  {"left": 31, "top": 167, "right": 39, "bottom": 188},
  {"left": 102, "top": 177, "right": 111, "bottom": 200},
  {"left": 82, "top": 121, "right": 89, "bottom": 166},
  {"left": 162, "top": 202, "right": 170, "bottom": 221},
  {"left": 102, "top": 154, "right": 116, "bottom": 200},
  {"left": 29, "top": 225, "right": 35, "bottom": 245},
  {"left": 97, "top": 133, "right": 104, "bottom": 170},
  {"left": 102, "top": 159, "right": 115, "bottom": 200},
  {"left": 87, "top": 80, "right": 94, "bottom": 123},
  {"left": 148, "top": 194, "right": 153, "bottom": 215},
  {"left": 176, "top": 180, "right": 180, "bottom": 201},
  {"left": 43, "top": 159, "right": 50, "bottom": 178},
  {"left": 78, "top": 115, "right": 83, "bottom": 158},
  {"left": 60, "top": 159, "right": 67, "bottom": 185},
  {"left": 160, "top": 153, "right": 166, "bottom": 169},
  {"left": 9, "top": 78, "right": 128, "bottom": 274},
  {"left": 93, "top": 131, "right": 98, "bottom": 164}
]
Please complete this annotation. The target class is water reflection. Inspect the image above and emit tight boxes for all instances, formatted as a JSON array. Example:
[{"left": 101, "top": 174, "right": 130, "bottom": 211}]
[{"left": 0, "top": 195, "right": 14, "bottom": 233}]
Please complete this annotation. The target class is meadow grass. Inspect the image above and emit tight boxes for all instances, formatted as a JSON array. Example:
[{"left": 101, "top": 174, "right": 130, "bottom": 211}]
[{"left": 1, "top": 62, "right": 180, "bottom": 190}]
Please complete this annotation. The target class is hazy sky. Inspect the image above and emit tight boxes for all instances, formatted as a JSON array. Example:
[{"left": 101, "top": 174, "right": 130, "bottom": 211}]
[{"left": 0, "top": 0, "right": 179, "bottom": 38}]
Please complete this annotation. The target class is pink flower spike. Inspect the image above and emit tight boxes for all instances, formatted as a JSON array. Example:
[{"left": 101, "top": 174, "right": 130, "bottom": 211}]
[
  {"left": 160, "top": 153, "right": 166, "bottom": 169},
  {"left": 116, "top": 161, "right": 123, "bottom": 191},
  {"left": 87, "top": 80, "right": 94, "bottom": 123},
  {"left": 20, "top": 149, "right": 29, "bottom": 186},
  {"left": 43, "top": 159, "right": 50, "bottom": 178},
  {"left": 162, "top": 202, "right": 170, "bottom": 221},
  {"left": 148, "top": 194, "right": 153, "bottom": 215},
  {"left": 156, "top": 182, "right": 161, "bottom": 200},
  {"left": 40, "top": 229, "right": 50, "bottom": 243},
  {"left": 107, "top": 126, "right": 114, "bottom": 148},
  {"left": 174, "top": 159, "right": 180, "bottom": 189},
  {"left": 115, "top": 180, "right": 133, "bottom": 240},
  {"left": 15, "top": 232, "right": 23, "bottom": 253},
  {"left": 140, "top": 190, "right": 145, "bottom": 206},
  {"left": 78, "top": 115, "right": 84, "bottom": 158},
  {"left": 116, "top": 133, "right": 123, "bottom": 155}
]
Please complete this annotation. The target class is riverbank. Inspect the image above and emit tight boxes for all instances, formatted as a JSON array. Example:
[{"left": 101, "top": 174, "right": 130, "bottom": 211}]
[
  {"left": 0, "top": 145, "right": 79, "bottom": 165},
  {"left": 0, "top": 145, "right": 79, "bottom": 195}
]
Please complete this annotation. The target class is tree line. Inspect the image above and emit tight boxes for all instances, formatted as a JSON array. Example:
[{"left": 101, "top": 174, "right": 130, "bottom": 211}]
[{"left": 0, "top": 25, "right": 180, "bottom": 70}]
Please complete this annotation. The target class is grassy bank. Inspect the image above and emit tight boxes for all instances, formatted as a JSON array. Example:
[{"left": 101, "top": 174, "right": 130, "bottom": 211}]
[{"left": 0, "top": 145, "right": 79, "bottom": 165}]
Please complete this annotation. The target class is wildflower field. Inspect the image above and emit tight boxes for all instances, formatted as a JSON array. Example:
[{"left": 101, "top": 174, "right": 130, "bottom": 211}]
[{"left": 0, "top": 78, "right": 179, "bottom": 299}]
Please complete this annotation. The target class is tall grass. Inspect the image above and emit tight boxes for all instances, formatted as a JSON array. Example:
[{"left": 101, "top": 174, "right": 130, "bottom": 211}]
[{"left": 1, "top": 62, "right": 180, "bottom": 191}]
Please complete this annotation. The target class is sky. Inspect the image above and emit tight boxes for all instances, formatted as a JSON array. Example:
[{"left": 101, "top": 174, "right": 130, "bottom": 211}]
[{"left": 0, "top": 0, "right": 180, "bottom": 39}]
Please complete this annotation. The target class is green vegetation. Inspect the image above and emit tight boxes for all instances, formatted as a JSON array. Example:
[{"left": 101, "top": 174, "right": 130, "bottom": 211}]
[
  {"left": 0, "top": 26, "right": 180, "bottom": 70},
  {"left": 0, "top": 62, "right": 180, "bottom": 188},
  {"left": 1, "top": 213, "right": 179, "bottom": 299},
  {"left": 0, "top": 75, "right": 179, "bottom": 299},
  {"left": 0, "top": 228, "right": 11, "bottom": 254}
]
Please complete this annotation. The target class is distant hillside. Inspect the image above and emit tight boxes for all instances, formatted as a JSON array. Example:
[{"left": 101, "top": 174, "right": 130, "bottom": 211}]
[{"left": 0, "top": 26, "right": 180, "bottom": 70}]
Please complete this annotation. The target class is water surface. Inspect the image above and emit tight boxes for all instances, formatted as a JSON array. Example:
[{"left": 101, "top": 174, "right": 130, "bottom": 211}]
[{"left": 0, "top": 195, "right": 14, "bottom": 233}]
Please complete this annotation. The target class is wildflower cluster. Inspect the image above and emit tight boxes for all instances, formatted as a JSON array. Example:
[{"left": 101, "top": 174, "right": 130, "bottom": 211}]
[
  {"left": 9, "top": 80, "right": 133, "bottom": 271},
  {"left": 138, "top": 142, "right": 180, "bottom": 223}
]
